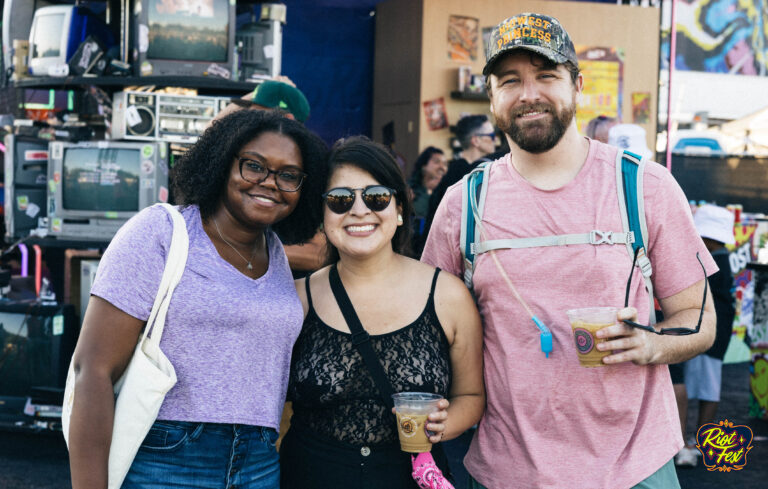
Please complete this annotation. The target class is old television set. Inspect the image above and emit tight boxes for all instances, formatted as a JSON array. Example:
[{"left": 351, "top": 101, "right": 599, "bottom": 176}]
[
  {"left": 0, "top": 302, "right": 78, "bottom": 431},
  {"left": 27, "top": 5, "right": 115, "bottom": 76},
  {"left": 236, "top": 3, "right": 286, "bottom": 79},
  {"left": 131, "top": 0, "right": 236, "bottom": 78},
  {"left": 47, "top": 140, "right": 169, "bottom": 241},
  {"left": 4, "top": 135, "right": 49, "bottom": 239}
]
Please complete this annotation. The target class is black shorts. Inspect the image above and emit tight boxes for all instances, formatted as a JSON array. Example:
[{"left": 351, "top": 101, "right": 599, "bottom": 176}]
[
  {"left": 280, "top": 425, "right": 452, "bottom": 489},
  {"left": 669, "top": 362, "right": 685, "bottom": 384}
]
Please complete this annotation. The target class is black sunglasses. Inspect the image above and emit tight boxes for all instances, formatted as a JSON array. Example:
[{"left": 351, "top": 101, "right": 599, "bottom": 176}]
[
  {"left": 475, "top": 132, "right": 496, "bottom": 140},
  {"left": 622, "top": 249, "right": 707, "bottom": 335},
  {"left": 322, "top": 185, "right": 396, "bottom": 214}
]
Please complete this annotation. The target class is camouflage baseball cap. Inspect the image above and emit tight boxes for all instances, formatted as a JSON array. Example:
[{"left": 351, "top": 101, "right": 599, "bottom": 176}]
[{"left": 483, "top": 13, "right": 578, "bottom": 76}]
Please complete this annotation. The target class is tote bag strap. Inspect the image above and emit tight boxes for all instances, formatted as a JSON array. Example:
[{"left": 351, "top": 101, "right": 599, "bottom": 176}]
[
  {"left": 142, "top": 204, "right": 189, "bottom": 351},
  {"left": 328, "top": 264, "right": 395, "bottom": 411}
]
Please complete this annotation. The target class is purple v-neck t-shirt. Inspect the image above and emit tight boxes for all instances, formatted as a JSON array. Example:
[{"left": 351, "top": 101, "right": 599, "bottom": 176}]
[{"left": 90, "top": 204, "right": 303, "bottom": 429}]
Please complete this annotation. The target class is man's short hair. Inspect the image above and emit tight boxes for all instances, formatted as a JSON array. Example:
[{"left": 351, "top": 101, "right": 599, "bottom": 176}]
[{"left": 456, "top": 115, "right": 489, "bottom": 150}]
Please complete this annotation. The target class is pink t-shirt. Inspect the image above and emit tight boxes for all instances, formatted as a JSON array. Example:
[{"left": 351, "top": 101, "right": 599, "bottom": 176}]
[{"left": 422, "top": 140, "right": 716, "bottom": 489}]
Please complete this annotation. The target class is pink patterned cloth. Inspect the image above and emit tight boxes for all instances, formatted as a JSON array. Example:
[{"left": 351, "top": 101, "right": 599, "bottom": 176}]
[{"left": 411, "top": 452, "right": 455, "bottom": 489}]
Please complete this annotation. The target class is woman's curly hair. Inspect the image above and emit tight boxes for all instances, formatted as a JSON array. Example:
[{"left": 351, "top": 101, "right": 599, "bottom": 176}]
[
  {"left": 323, "top": 136, "right": 413, "bottom": 263},
  {"left": 171, "top": 109, "right": 328, "bottom": 244}
]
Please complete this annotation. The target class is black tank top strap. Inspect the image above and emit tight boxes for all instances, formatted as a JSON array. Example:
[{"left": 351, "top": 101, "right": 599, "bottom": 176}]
[
  {"left": 304, "top": 272, "right": 314, "bottom": 310},
  {"left": 428, "top": 267, "right": 441, "bottom": 301}
]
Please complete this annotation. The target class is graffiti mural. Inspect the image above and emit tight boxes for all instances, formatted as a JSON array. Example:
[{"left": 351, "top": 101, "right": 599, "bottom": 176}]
[{"left": 662, "top": 0, "right": 768, "bottom": 75}]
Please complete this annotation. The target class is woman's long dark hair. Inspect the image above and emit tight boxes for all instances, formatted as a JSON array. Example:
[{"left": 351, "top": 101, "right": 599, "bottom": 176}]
[
  {"left": 171, "top": 110, "right": 328, "bottom": 244},
  {"left": 323, "top": 136, "right": 413, "bottom": 263},
  {"left": 408, "top": 146, "right": 444, "bottom": 188}
]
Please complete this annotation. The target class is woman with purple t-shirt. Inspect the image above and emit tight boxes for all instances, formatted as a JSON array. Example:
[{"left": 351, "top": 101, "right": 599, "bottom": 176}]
[{"left": 67, "top": 110, "right": 328, "bottom": 489}]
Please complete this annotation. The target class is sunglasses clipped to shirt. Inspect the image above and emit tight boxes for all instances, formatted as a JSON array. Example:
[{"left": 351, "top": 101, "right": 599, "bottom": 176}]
[
  {"left": 622, "top": 249, "right": 708, "bottom": 335},
  {"left": 322, "top": 185, "right": 396, "bottom": 214}
]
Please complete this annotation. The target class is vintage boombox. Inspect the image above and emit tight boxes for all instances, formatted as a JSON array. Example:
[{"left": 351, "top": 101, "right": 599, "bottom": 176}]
[{"left": 111, "top": 91, "right": 231, "bottom": 143}]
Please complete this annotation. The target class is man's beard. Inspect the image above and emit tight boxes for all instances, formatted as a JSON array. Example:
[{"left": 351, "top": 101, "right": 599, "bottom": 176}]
[{"left": 498, "top": 100, "right": 577, "bottom": 154}]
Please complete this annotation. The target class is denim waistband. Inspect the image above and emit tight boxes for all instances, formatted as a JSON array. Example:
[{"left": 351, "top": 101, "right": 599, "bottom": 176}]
[{"left": 154, "top": 419, "right": 276, "bottom": 436}]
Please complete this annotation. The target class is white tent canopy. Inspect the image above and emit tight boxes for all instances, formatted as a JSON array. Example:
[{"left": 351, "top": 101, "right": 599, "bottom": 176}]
[{"left": 659, "top": 71, "right": 768, "bottom": 124}]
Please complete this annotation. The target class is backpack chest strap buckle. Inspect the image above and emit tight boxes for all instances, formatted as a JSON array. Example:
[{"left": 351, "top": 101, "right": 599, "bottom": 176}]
[{"left": 589, "top": 230, "right": 634, "bottom": 245}]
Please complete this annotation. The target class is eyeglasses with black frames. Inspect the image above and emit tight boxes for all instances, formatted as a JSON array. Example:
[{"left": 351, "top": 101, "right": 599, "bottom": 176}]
[
  {"left": 475, "top": 132, "right": 497, "bottom": 140},
  {"left": 622, "top": 249, "right": 708, "bottom": 335},
  {"left": 238, "top": 157, "right": 307, "bottom": 192},
  {"left": 322, "top": 185, "right": 396, "bottom": 214}
]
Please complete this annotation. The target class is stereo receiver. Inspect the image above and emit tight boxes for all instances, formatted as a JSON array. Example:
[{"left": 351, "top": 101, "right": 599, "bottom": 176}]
[{"left": 112, "top": 91, "right": 231, "bottom": 143}]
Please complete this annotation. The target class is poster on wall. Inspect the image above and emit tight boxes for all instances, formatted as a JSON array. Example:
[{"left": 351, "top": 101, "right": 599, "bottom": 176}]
[
  {"left": 747, "top": 219, "right": 768, "bottom": 418},
  {"left": 724, "top": 222, "right": 758, "bottom": 364},
  {"left": 447, "top": 15, "right": 479, "bottom": 62},
  {"left": 750, "top": 346, "right": 768, "bottom": 418},
  {"left": 575, "top": 46, "right": 623, "bottom": 135},
  {"left": 661, "top": 0, "right": 768, "bottom": 75},
  {"left": 631, "top": 92, "right": 651, "bottom": 124},
  {"left": 423, "top": 97, "right": 449, "bottom": 131}
]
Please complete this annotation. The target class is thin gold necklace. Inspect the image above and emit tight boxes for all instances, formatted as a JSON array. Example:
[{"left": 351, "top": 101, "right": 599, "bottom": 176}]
[{"left": 213, "top": 217, "right": 259, "bottom": 270}]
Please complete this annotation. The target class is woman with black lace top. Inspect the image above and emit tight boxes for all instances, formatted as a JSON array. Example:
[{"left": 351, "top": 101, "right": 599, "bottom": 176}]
[{"left": 280, "top": 137, "right": 484, "bottom": 489}]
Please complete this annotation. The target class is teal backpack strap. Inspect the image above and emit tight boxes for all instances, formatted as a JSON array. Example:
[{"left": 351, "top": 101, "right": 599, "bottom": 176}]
[
  {"left": 460, "top": 162, "right": 492, "bottom": 289},
  {"left": 616, "top": 150, "right": 657, "bottom": 324},
  {"left": 459, "top": 161, "right": 553, "bottom": 358}
]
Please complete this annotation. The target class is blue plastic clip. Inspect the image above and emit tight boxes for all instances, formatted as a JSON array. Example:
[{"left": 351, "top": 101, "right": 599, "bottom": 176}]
[{"left": 531, "top": 315, "right": 553, "bottom": 358}]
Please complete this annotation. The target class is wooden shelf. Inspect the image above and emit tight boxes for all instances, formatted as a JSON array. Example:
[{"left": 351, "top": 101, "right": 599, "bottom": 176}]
[
  {"left": 12, "top": 76, "right": 261, "bottom": 94},
  {"left": 18, "top": 236, "right": 111, "bottom": 250},
  {"left": 450, "top": 90, "right": 489, "bottom": 102}
]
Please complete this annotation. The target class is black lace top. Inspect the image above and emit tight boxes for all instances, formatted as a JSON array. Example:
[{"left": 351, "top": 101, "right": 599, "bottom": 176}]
[{"left": 287, "top": 268, "right": 452, "bottom": 447}]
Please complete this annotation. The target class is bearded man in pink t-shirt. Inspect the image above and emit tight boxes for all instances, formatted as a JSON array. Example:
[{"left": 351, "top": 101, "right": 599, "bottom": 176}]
[{"left": 421, "top": 12, "right": 717, "bottom": 489}]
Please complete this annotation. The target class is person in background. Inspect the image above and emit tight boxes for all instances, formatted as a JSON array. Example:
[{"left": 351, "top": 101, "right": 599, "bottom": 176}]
[
  {"left": 585, "top": 115, "right": 617, "bottom": 143},
  {"left": 418, "top": 115, "right": 500, "bottom": 256},
  {"left": 213, "top": 76, "right": 311, "bottom": 124},
  {"left": 608, "top": 123, "right": 654, "bottom": 160},
  {"left": 427, "top": 115, "right": 497, "bottom": 215},
  {"left": 211, "top": 78, "right": 327, "bottom": 275},
  {"left": 67, "top": 110, "right": 328, "bottom": 489},
  {"left": 422, "top": 12, "right": 716, "bottom": 488},
  {"left": 408, "top": 147, "right": 447, "bottom": 255},
  {"left": 409, "top": 146, "right": 448, "bottom": 219},
  {"left": 674, "top": 204, "right": 736, "bottom": 467},
  {"left": 280, "top": 136, "right": 484, "bottom": 489}
]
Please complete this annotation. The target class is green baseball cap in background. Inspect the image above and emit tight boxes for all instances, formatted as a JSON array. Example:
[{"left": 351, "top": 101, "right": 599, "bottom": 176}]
[
  {"left": 483, "top": 13, "right": 578, "bottom": 76},
  {"left": 251, "top": 80, "right": 311, "bottom": 122}
]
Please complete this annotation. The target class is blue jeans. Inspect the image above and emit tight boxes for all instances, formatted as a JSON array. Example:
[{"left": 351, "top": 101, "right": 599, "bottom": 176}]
[{"left": 122, "top": 420, "right": 279, "bottom": 489}]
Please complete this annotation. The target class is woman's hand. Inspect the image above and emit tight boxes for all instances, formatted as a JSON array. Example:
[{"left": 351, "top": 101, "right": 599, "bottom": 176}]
[
  {"left": 426, "top": 398, "right": 450, "bottom": 444},
  {"left": 390, "top": 398, "right": 450, "bottom": 444}
]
